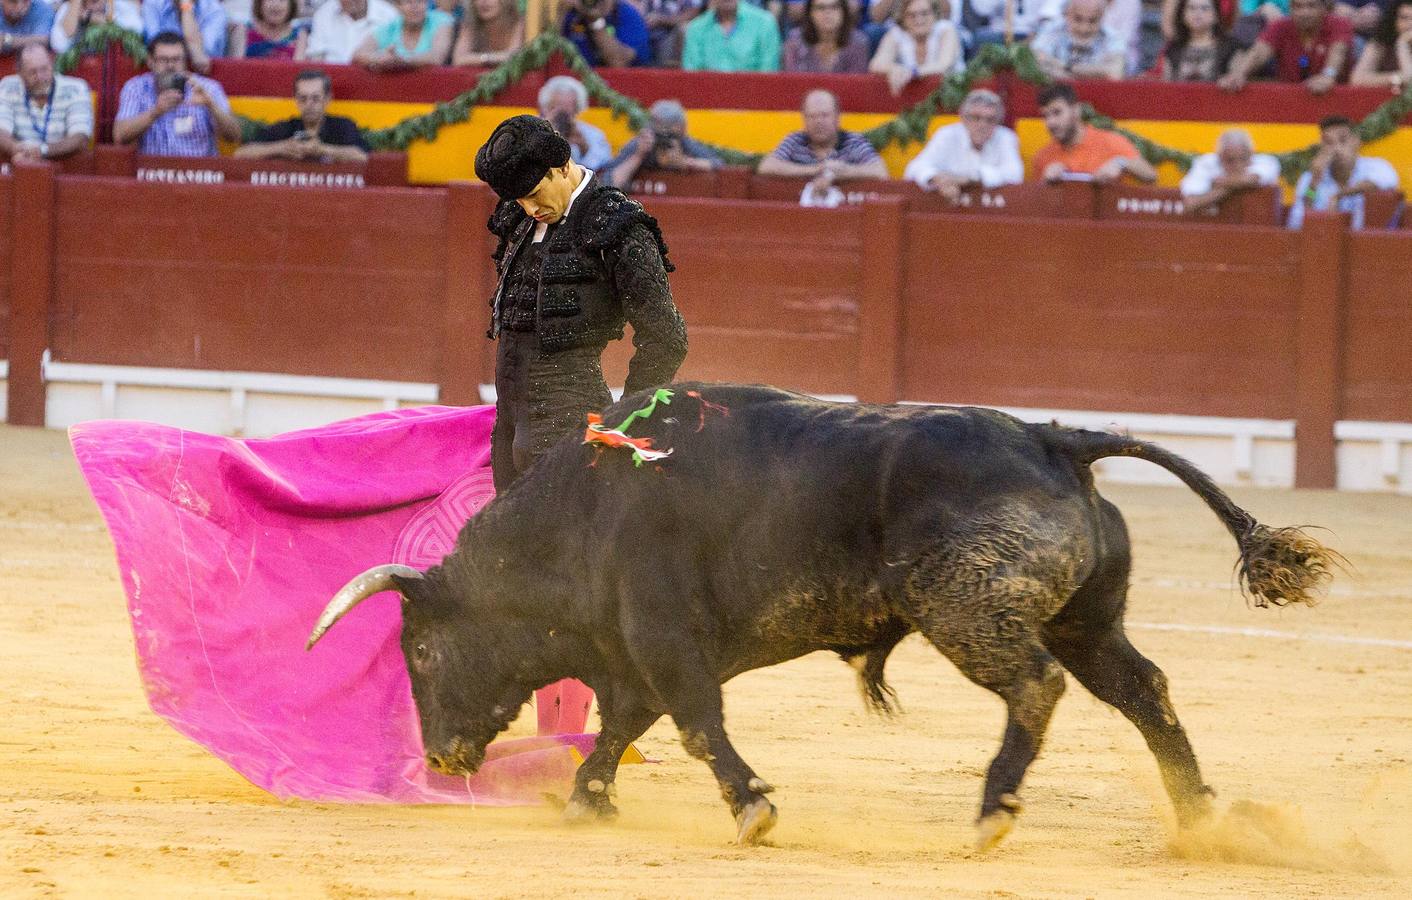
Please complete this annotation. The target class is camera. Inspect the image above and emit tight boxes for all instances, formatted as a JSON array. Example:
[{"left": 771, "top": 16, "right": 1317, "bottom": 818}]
[
  {"left": 157, "top": 72, "right": 187, "bottom": 94},
  {"left": 652, "top": 133, "right": 681, "bottom": 157},
  {"left": 549, "top": 110, "right": 574, "bottom": 138}
]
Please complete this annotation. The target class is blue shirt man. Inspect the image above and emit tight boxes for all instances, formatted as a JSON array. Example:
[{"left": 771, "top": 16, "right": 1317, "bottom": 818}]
[
  {"left": 0, "top": 0, "right": 56, "bottom": 56},
  {"left": 561, "top": 0, "right": 651, "bottom": 67},
  {"left": 142, "top": 0, "right": 229, "bottom": 62}
]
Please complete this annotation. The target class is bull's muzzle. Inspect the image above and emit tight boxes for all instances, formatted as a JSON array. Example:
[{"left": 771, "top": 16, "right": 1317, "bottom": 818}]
[{"left": 426, "top": 737, "right": 483, "bottom": 776}]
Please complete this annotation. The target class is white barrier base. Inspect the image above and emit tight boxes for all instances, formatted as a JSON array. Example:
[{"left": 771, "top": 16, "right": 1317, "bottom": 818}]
[{"left": 4, "top": 358, "right": 1412, "bottom": 493}]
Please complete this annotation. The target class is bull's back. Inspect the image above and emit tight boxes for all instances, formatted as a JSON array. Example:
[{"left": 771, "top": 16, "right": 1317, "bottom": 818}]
[{"left": 552, "top": 382, "right": 1086, "bottom": 579}]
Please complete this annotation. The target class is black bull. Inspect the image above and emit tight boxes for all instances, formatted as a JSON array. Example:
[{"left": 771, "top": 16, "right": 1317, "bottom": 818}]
[{"left": 307, "top": 383, "right": 1334, "bottom": 847}]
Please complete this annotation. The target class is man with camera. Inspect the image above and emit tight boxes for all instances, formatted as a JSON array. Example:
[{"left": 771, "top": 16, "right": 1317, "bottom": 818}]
[
  {"left": 561, "top": 0, "right": 651, "bottom": 67},
  {"left": 114, "top": 31, "right": 241, "bottom": 157},
  {"left": 606, "top": 99, "right": 722, "bottom": 190},
  {"left": 235, "top": 69, "right": 369, "bottom": 164},
  {"left": 537, "top": 75, "right": 613, "bottom": 172}
]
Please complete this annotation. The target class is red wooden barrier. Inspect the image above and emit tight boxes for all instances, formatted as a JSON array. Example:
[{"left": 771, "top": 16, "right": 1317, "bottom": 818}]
[
  {"left": 87, "top": 144, "right": 409, "bottom": 187},
  {"left": 898, "top": 214, "right": 1301, "bottom": 419},
  {"left": 1343, "top": 231, "right": 1412, "bottom": 423},
  {"left": 1095, "top": 183, "right": 1282, "bottom": 226},
  {"left": 5, "top": 164, "right": 1411, "bottom": 489}
]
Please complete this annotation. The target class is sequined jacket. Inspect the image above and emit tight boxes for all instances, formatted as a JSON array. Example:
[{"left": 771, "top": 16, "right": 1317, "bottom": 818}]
[{"left": 487, "top": 179, "right": 688, "bottom": 395}]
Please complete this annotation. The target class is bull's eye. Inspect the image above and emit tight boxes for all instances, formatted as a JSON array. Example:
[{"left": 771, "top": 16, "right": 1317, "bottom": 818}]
[{"left": 414, "top": 643, "right": 429, "bottom": 662}]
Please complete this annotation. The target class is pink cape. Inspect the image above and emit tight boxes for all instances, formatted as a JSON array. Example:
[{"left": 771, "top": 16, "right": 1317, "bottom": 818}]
[{"left": 70, "top": 405, "right": 600, "bottom": 805}]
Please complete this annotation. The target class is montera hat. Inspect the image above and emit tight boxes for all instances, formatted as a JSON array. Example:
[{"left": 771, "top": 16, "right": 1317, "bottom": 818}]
[{"left": 474, "top": 115, "right": 572, "bottom": 201}]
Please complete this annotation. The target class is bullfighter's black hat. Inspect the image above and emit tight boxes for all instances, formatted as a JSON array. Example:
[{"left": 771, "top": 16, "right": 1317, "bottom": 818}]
[{"left": 474, "top": 115, "right": 572, "bottom": 201}]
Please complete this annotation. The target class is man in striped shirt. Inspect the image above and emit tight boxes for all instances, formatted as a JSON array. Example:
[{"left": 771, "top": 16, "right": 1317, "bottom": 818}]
[
  {"left": 114, "top": 30, "right": 240, "bottom": 157},
  {"left": 756, "top": 89, "right": 888, "bottom": 201},
  {"left": 0, "top": 43, "right": 91, "bottom": 162}
]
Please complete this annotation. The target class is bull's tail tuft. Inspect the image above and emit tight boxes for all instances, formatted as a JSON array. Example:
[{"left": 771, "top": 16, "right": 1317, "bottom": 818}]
[
  {"left": 1037, "top": 424, "right": 1339, "bottom": 608},
  {"left": 1237, "top": 525, "right": 1337, "bottom": 608}
]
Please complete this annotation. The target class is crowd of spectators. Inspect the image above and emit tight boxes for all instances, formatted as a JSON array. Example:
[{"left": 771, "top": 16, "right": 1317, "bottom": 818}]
[
  {"left": 3, "top": 0, "right": 1409, "bottom": 89},
  {"left": 0, "top": 0, "right": 1404, "bottom": 228}
]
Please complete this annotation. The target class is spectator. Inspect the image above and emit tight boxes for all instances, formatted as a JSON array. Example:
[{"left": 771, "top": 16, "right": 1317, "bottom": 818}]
[
  {"left": 1287, "top": 114, "right": 1401, "bottom": 229},
  {"left": 562, "top": 0, "right": 650, "bottom": 67},
  {"left": 867, "top": 0, "right": 963, "bottom": 42},
  {"left": 1218, "top": 0, "right": 1352, "bottom": 94},
  {"left": 0, "top": 0, "right": 53, "bottom": 57},
  {"left": 1031, "top": 82, "right": 1156, "bottom": 182},
  {"left": 234, "top": 69, "right": 368, "bottom": 162},
  {"left": 1179, "top": 128, "right": 1280, "bottom": 213},
  {"left": 606, "top": 99, "right": 722, "bottom": 188},
  {"left": 968, "top": 0, "right": 1046, "bottom": 47},
  {"left": 756, "top": 88, "right": 889, "bottom": 202},
  {"left": 783, "top": 0, "right": 871, "bottom": 73},
  {"left": 307, "top": 0, "right": 397, "bottom": 64},
  {"left": 1351, "top": 0, "right": 1412, "bottom": 90},
  {"left": 1334, "top": 0, "right": 1384, "bottom": 38},
  {"left": 142, "top": 0, "right": 228, "bottom": 72},
  {"left": 638, "top": 0, "right": 702, "bottom": 67},
  {"left": 903, "top": 88, "right": 1022, "bottom": 201},
  {"left": 538, "top": 74, "right": 613, "bottom": 170},
  {"left": 1031, "top": 0, "right": 1127, "bottom": 80},
  {"left": 1160, "top": 0, "right": 1239, "bottom": 79},
  {"left": 113, "top": 31, "right": 241, "bottom": 156},
  {"left": 51, "top": 0, "right": 142, "bottom": 55},
  {"left": 868, "top": 0, "right": 962, "bottom": 94},
  {"left": 1160, "top": 0, "right": 1238, "bottom": 40},
  {"left": 230, "top": 0, "right": 308, "bottom": 59},
  {"left": 352, "top": 0, "right": 453, "bottom": 69},
  {"left": 0, "top": 43, "right": 90, "bottom": 162},
  {"left": 1036, "top": 0, "right": 1143, "bottom": 74},
  {"left": 682, "top": 0, "right": 782, "bottom": 71},
  {"left": 451, "top": 0, "right": 523, "bottom": 67}
]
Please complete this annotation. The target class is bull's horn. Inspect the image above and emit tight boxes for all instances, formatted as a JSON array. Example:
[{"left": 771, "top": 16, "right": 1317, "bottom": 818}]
[{"left": 305, "top": 564, "right": 422, "bottom": 650}]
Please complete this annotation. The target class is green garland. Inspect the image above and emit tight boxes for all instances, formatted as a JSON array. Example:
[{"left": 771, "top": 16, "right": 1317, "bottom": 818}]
[
  {"left": 48, "top": 24, "right": 1412, "bottom": 185},
  {"left": 54, "top": 22, "right": 147, "bottom": 74}
]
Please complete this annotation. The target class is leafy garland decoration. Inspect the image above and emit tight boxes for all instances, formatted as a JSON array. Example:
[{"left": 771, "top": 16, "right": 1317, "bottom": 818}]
[
  {"left": 54, "top": 21, "right": 148, "bottom": 75},
  {"left": 49, "top": 25, "right": 1412, "bottom": 184}
]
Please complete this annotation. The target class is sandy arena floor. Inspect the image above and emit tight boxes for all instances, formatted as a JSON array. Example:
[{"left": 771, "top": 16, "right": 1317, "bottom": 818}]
[{"left": 2, "top": 423, "right": 1411, "bottom": 898}]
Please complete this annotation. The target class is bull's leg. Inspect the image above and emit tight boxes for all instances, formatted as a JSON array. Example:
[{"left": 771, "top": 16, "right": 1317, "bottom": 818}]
[
  {"left": 564, "top": 686, "right": 660, "bottom": 824},
  {"left": 620, "top": 629, "right": 777, "bottom": 844},
  {"left": 908, "top": 560, "right": 1069, "bottom": 849},
  {"left": 1043, "top": 622, "right": 1214, "bottom": 827}
]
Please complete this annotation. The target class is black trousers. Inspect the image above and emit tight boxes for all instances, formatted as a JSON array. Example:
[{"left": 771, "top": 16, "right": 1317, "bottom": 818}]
[{"left": 491, "top": 330, "right": 613, "bottom": 493}]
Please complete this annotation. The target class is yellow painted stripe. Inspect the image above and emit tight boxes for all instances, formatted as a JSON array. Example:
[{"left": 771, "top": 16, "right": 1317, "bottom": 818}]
[{"left": 230, "top": 96, "right": 1412, "bottom": 197}]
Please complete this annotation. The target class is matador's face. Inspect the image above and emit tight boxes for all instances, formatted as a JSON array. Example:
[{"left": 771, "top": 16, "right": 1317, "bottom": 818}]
[{"left": 516, "top": 164, "right": 579, "bottom": 225}]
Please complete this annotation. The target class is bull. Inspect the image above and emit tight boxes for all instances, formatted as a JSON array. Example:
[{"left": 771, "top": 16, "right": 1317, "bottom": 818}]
[{"left": 306, "top": 383, "right": 1333, "bottom": 848}]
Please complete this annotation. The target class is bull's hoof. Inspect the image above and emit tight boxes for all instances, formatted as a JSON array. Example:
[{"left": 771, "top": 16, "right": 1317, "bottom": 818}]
[
  {"left": 563, "top": 792, "right": 618, "bottom": 825},
  {"left": 734, "top": 797, "right": 778, "bottom": 846},
  {"left": 975, "top": 794, "right": 1023, "bottom": 852}
]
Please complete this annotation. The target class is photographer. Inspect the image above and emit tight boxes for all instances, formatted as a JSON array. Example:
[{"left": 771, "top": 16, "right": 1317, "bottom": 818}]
[
  {"left": 114, "top": 31, "right": 241, "bottom": 157},
  {"left": 235, "top": 69, "right": 369, "bottom": 163},
  {"left": 606, "top": 100, "right": 722, "bottom": 190},
  {"left": 537, "top": 75, "right": 612, "bottom": 171},
  {"left": 561, "top": 0, "right": 650, "bottom": 67}
]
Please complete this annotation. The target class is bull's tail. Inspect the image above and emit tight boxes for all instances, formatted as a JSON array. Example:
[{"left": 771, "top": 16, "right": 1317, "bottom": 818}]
[{"left": 1037, "top": 425, "right": 1337, "bottom": 608}]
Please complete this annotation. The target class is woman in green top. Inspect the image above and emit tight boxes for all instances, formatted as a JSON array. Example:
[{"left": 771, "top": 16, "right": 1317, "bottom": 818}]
[{"left": 353, "top": 0, "right": 456, "bottom": 69}]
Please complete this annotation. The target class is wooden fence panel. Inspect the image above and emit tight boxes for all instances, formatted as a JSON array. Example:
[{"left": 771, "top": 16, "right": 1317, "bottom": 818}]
[
  {"left": 49, "top": 178, "right": 448, "bottom": 384},
  {"left": 898, "top": 216, "right": 1302, "bottom": 418}
]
